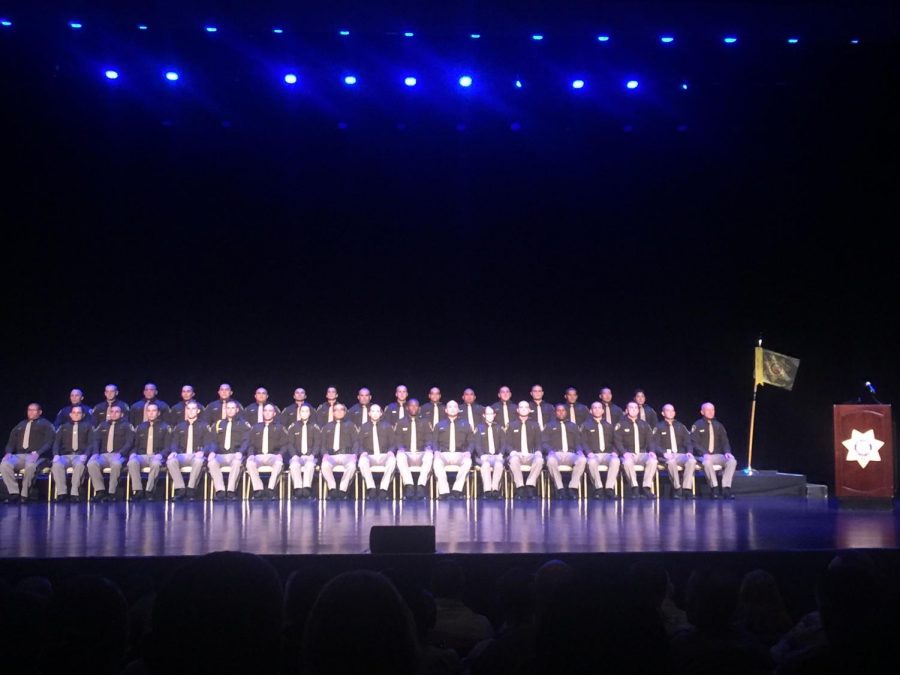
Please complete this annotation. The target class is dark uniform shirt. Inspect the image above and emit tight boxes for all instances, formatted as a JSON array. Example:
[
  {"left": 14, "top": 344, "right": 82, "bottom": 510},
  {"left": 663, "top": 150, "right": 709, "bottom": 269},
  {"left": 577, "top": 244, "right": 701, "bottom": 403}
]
[
  {"left": 562, "top": 402, "right": 589, "bottom": 427},
  {"left": 129, "top": 399, "right": 171, "bottom": 428},
  {"left": 204, "top": 398, "right": 244, "bottom": 425},
  {"left": 542, "top": 420, "right": 581, "bottom": 455},
  {"left": 392, "top": 418, "right": 431, "bottom": 453},
  {"left": 430, "top": 418, "right": 474, "bottom": 453},
  {"left": 690, "top": 418, "right": 732, "bottom": 456},
  {"left": 580, "top": 418, "right": 615, "bottom": 454},
  {"left": 602, "top": 402, "right": 624, "bottom": 426},
  {"left": 167, "top": 400, "right": 206, "bottom": 428},
  {"left": 354, "top": 420, "right": 395, "bottom": 456},
  {"left": 132, "top": 420, "right": 172, "bottom": 457},
  {"left": 636, "top": 403, "right": 659, "bottom": 429},
  {"left": 473, "top": 422, "right": 504, "bottom": 458},
  {"left": 613, "top": 417, "right": 653, "bottom": 455},
  {"left": 169, "top": 420, "right": 210, "bottom": 454},
  {"left": 320, "top": 419, "right": 357, "bottom": 455},
  {"left": 348, "top": 403, "right": 377, "bottom": 430},
  {"left": 5, "top": 418, "right": 55, "bottom": 457},
  {"left": 244, "top": 422, "right": 289, "bottom": 458},
  {"left": 243, "top": 402, "right": 282, "bottom": 427},
  {"left": 53, "top": 421, "right": 93, "bottom": 455},
  {"left": 490, "top": 400, "right": 517, "bottom": 429},
  {"left": 54, "top": 405, "right": 94, "bottom": 429},
  {"left": 459, "top": 403, "right": 485, "bottom": 432},
  {"left": 502, "top": 419, "right": 542, "bottom": 455},
  {"left": 207, "top": 417, "right": 251, "bottom": 453},
  {"left": 384, "top": 401, "right": 410, "bottom": 427},
  {"left": 89, "top": 420, "right": 135, "bottom": 457},
  {"left": 286, "top": 420, "right": 322, "bottom": 458},
  {"left": 92, "top": 400, "right": 130, "bottom": 427},
  {"left": 280, "top": 402, "right": 315, "bottom": 428},
  {"left": 528, "top": 401, "right": 556, "bottom": 430},
  {"left": 419, "top": 401, "right": 447, "bottom": 430},
  {"left": 315, "top": 401, "right": 339, "bottom": 427},
  {"left": 652, "top": 420, "right": 692, "bottom": 458}
]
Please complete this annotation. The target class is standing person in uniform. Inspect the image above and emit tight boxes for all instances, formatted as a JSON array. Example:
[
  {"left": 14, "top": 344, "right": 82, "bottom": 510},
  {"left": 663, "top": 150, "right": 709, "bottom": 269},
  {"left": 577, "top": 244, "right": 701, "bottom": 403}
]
[
  {"left": 286, "top": 404, "right": 320, "bottom": 500},
  {"left": 420, "top": 387, "right": 446, "bottom": 430},
  {"left": 320, "top": 403, "right": 358, "bottom": 499},
  {"left": 315, "top": 386, "right": 340, "bottom": 427},
  {"left": 206, "top": 400, "right": 249, "bottom": 501},
  {"left": 393, "top": 399, "right": 434, "bottom": 500},
  {"left": 92, "top": 384, "right": 130, "bottom": 428},
  {"left": 582, "top": 401, "right": 620, "bottom": 500},
  {"left": 562, "top": 387, "right": 589, "bottom": 426},
  {"left": 599, "top": 387, "right": 624, "bottom": 425},
  {"left": 86, "top": 404, "right": 133, "bottom": 501},
  {"left": 653, "top": 403, "right": 696, "bottom": 499},
  {"left": 544, "top": 404, "right": 586, "bottom": 499},
  {"left": 691, "top": 402, "right": 737, "bottom": 499},
  {"left": 129, "top": 383, "right": 170, "bottom": 427},
  {"left": 431, "top": 401, "right": 474, "bottom": 500},
  {"left": 528, "top": 385, "right": 555, "bottom": 431},
  {"left": 127, "top": 402, "right": 171, "bottom": 500},
  {"left": 54, "top": 389, "right": 93, "bottom": 428},
  {"left": 168, "top": 385, "right": 205, "bottom": 428},
  {"left": 355, "top": 404, "right": 397, "bottom": 500},
  {"left": 384, "top": 385, "right": 410, "bottom": 427},
  {"left": 348, "top": 387, "right": 376, "bottom": 429},
  {"left": 633, "top": 389, "right": 659, "bottom": 428},
  {"left": 165, "top": 401, "right": 208, "bottom": 501},
  {"left": 473, "top": 406, "right": 505, "bottom": 499},
  {"left": 244, "top": 387, "right": 280, "bottom": 426},
  {"left": 505, "top": 400, "right": 544, "bottom": 500},
  {"left": 281, "top": 387, "right": 314, "bottom": 427},
  {"left": 614, "top": 401, "right": 657, "bottom": 499},
  {"left": 490, "top": 386, "right": 516, "bottom": 430},
  {"left": 205, "top": 383, "right": 243, "bottom": 425},
  {"left": 244, "top": 404, "right": 289, "bottom": 500},
  {"left": 51, "top": 405, "right": 92, "bottom": 502},
  {"left": 1, "top": 403, "right": 55, "bottom": 503},
  {"left": 459, "top": 388, "right": 484, "bottom": 433}
]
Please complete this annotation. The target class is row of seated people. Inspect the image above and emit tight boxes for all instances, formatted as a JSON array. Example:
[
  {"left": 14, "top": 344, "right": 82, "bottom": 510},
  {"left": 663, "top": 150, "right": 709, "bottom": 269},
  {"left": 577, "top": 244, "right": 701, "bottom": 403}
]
[{"left": 2, "top": 393, "right": 738, "bottom": 504}]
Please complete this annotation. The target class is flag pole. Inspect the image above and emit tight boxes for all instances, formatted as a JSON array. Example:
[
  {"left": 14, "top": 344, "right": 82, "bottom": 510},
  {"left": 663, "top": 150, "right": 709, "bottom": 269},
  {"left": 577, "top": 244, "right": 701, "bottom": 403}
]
[{"left": 745, "top": 337, "right": 762, "bottom": 476}]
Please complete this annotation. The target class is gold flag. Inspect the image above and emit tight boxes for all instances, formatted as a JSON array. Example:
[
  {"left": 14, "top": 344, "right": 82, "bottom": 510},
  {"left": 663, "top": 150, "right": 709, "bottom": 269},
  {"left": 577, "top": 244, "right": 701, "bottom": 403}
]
[{"left": 755, "top": 347, "right": 800, "bottom": 390}]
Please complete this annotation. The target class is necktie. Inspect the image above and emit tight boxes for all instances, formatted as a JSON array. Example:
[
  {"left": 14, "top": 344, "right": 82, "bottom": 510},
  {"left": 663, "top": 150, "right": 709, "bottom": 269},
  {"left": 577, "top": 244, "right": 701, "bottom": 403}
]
[
  {"left": 569, "top": 405, "right": 576, "bottom": 424},
  {"left": 639, "top": 405, "right": 646, "bottom": 421},
  {"left": 224, "top": 420, "right": 232, "bottom": 451},
  {"left": 361, "top": 406, "right": 368, "bottom": 425},
  {"left": 262, "top": 425, "right": 270, "bottom": 454},
  {"left": 503, "top": 404, "right": 509, "bottom": 427},
  {"left": 187, "top": 423, "right": 194, "bottom": 453},
  {"left": 373, "top": 425, "right": 381, "bottom": 457},
  {"left": 536, "top": 405, "right": 544, "bottom": 430},
  {"left": 520, "top": 423, "right": 528, "bottom": 453},
  {"left": 301, "top": 423, "right": 308, "bottom": 455},
  {"left": 605, "top": 406, "right": 611, "bottom": 424},
  {"left": 147, "top": 424, "right": 154, "bottom": 454},
  {"left": 708, "top": 421, "right": 715, "bottom": 453},
  {"left": 632, "top": 421, "right": 639, "bottom": 453},
  {"left": 296, "top": 406, "right": 302, "bottom": 422},
  {"left": 107, "top": 422, "right": 115, "bottom": 452},
  {"left": 333, "top": 421, "right": 340, "bottom": 451},
  {"left": 221, "top": 403, "right": 227, "bottom": 420},
  {"left": 143, "top": 402, "right": 150, "bottom": 422},
  {"left": 488, "top": 425, "right": 496, "bottom": 454},
  {"left": 561, "top": 423, "right": 569, "bottom": 452},
  {"left": 410, "top": 422, "right": 417, "bottom": 452},
  {"left": 398, "top": 404, "right": 405, "bottom": 420},
  {"left": 328, "top": 405, "right": 334, "bottom": 423},
  {"left": 449, "top": 422, "right": 456, "bottom": 452},
  {"left": 72, "top": 422, "right": 79, "bottom": 451},
  {"left": 669, "top": 422, "right": 677, "bottom": 453},
  {"left": 432, "top": 405, "right": 438, "bottom": 428},
  {"left": 598, "top": 422, "right": 606, "bottom": 452},
  {"left": 22, "top": 420, "right": 32, "bottom": 450},
  {"left": 467, "top": 405, "right": 474, "bottom": 430}
]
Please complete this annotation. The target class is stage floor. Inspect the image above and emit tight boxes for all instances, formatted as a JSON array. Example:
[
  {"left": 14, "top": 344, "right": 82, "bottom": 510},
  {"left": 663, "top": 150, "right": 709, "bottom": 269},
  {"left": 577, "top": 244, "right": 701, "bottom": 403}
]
[{"left": 1, "top": 497, "right": 897, "bottom": 558}]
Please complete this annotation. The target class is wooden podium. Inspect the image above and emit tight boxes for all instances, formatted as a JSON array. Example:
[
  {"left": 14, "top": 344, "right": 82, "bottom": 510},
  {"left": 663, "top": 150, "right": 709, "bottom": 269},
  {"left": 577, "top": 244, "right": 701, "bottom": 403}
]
[{"left": 833, "top": 404, "right": 894, "bottom": 499}]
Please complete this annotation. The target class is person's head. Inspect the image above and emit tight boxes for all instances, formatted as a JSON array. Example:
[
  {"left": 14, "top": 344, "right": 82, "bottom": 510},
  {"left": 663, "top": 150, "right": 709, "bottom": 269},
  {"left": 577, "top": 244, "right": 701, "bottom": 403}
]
[
  {"left": 445, "top": 400, "right": 459, "bottom": 418},
  {"left": 357, "top": 388, "right": 372, "bottom": 405},
  {"left": 517, "top": 400, "right": 532, "bottom": 419},
  {"left": 626, "top": 561, "right": 670, "bottom": 611},
  {"left": 395, "top": 385, "right": 408, "bottom": 402},
  {"left": 369, "top": 404, "right": 383, "bottom": 422},
  {"left": 590, "top": 401, "right": 604, "bottom": 420},
  {"left": 685, "top": 568, "right": 739, "bottom": 634},
  {"left": 661, "top": 404, "right": 676, "bottom": 421},
  {"left": 498, "top": 386, "right": 512, "bottom": 402},
  {"left": 701, "top": 402, "right": 716, "bottom": 420},
  {"left": 262, "top": 403, "right": 277, "bottom": 423},
  {"left": 406, "top": 398, "right": 420, "bottom": 417},
  {"left": 143, "top": 383, "right": 158, "bottom": 401},
  {"left": 185, "top": 401, "right": 201, "bottom": 422},
  {"left": 302, "top": 571, "right": 418, "bottom": 675},
  {"left": 564, "top": 387, "right": 578, "bottom": 404},
  {"left": 225, "top": 400, "right": 239, "bottom": 420},
  {"left": 625, "top": 401, "right": 639, "bottom": 420},
  {"left": 25, "top": 402, "right": 42, "bottom": 421},
  {"left": 325, "top": 386, "right": 338, "bottom": 402},
  {"left": 299, "top": 405, "right": 312, "bottom": 422},
  {"left": 737, "top": 569, "right": 791, "bottom": 632},
  {"left": 600, "top": 387, "right": 613, "bottom": 403},
  {"left": 69, "top": 405, "right": 85, "bottom": 423},
  {"left": 69, "top": 389, "right": 85, "bottom": 405},
  {"left": 217, "top": 383, "right": 233, "bottom": 401},
  {"left": 634, "top": 389, "right": 647, "bottom": 405},
  {"left": 293, "top": 387, "right": 307, "bottom": 403},
  {"left": 535, "top": 560, "right": 575, "bottom": 618},
  {"left": 180, "top": 385, "right": 195, "bottom": 402},
  {"left": 462, "top": 388, "right": 476, "bottom": 404},
  {"left": 103, "top": 384, "right": 119, "bottom": 402},
  {"left": 333, "top": 403, "right": 347, "bottom": 420},
  {"left": 530, "top": 384, "right": 545, "bottom": 402},
  {"left": 107, "top": 404, "right": 123, "bottom": 421},
  {"left": 554, "top": 404, "right": 567, "bottom": 421},
  {"left": 254, "top": 387, "right": 269, "bottom": 405},
  {"left": 145, "top": 403, "right": 160, "bottom": 422},
  {"left": 484, "top": 407, "right": 496, "bottom": 424},
  {"left": 428, "top": 387, "right": 441, "bottom": 403},
  {"left": 431, "top": 560, "right": 466, "bottom": 600}
]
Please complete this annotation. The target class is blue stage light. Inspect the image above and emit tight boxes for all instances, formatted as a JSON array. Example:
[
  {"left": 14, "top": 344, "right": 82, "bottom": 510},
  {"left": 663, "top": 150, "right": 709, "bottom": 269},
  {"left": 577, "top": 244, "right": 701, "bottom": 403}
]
[
  {"left": 597, "top": 35, "right": 610, "bottom": 42},
  {"left": 531, "top": 34, "right": 544, "bottom": 41},
  {"left": 69, "top": 21, "right": 83, "bottom": 30},
  {"left": 403, "top": 32, "right": 414, "bottom": 37},
  {"left": 105, "top": 70, "right": 119, "bottom": 80},
  {"left": 404, "top": 76, "right": 417, "bottom": 87},
  {"left": 681, "top": 82, "right": 688, "bottom": 90},
  {"left": 165, "top": 71, "right": 179, "bottom": 82},
  {"left": 660, "top": 36, "right": 675, "bottom": 44},
  {"left": 459, "top": 75, "right": 473, "bottom": 87},
  {"left": 470, "top": 33, "right": 481, "bottom": 39},
  {"left": 626, "top": 80, "right": 639, "bottom": 89},
  {"left": 284, "top": 73, "right": 297, "bottom": 85},
  {"left": 137, "top": 24, "right": 148, "bottom": 31},
  {"left": 723, "top": 36, "right": 738, "bottom": 44},
  {"left": 344, "top": 75, "right": 357, "bottom": 85},
  {"left": 572, "top": 79, "right": 585, "bottom": 89},
  {"left": 514, "top": 79, "right": 523, "bottom": 89},
  {"left": 850, "top": 38, "right": 860, "bottom": 44},
  {"left": 272, "top": 28, "right": 284, "bottom": 34},
  {"left": 1, "top": 19, "right": 13, "bottom": 27},
  {"left": 204, "top": 26, "right": 218, "bottom": 33},
  {"left": 787, "top": 38, "right": 799, "bottom": 44},
  {"left": 339, "top": 30, "right": 350, "bottom": 36}
]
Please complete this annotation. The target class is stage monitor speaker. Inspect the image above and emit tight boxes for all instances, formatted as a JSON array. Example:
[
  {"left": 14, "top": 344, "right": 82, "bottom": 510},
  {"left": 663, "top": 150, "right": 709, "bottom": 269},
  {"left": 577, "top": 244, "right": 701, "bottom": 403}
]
[{"left": 369, "top": 525, "right": 435, "bottom": 554}]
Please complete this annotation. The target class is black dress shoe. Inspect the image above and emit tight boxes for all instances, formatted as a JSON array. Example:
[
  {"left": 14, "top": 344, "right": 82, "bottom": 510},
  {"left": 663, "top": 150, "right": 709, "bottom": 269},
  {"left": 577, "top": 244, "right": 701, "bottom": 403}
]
[
  {"left": 366, "top": 488, "right": 378, "bottom": 500},
  {"left": 630, "top": 486, "right": 640, "bottom": 499},
  {"left": 684, "top": 489, "right": 695, "bottom": 499},
  {"left": 173, "top": 488, "right": 186, "bottom": 501},
  {"left": 526, "top": 485, "right": 538, "bottom": 500},
  {"left": 105, "top": 492, "right": 118, "bottom": 502},
  {"left": 567, "top": 488, "right": 579, "bottom": 500},
  {"left": 641, "top": 487, "right": 654, "bottom": 499},
  {"left": 185, "top": 487, "right": 197, "bottom": 501},
  {"left": 451, "top": 489, "right": 465, "bottom": 500},
  {"left": 711, "top": 487, "right": 721, "bottom": 499},
  {"left": 438, "top": 492, "right": 453, "bottom": 501},
  {"left": 605, "top": 488, "right": 617, "bottom": 500},
  {"left": 91, "top": 490, "right": 108, "bottom": 503},
  {"left": 590, "top": 488, "right": 603, "bottom": 500},
  {"left": 55, "top": 494, "right": 70, "bottom": 503},
  {"left": 252, "top": 489, "right": 265, "bottom": 500},
  {"left": 403, "top": 484, "right": 415, "bottom": 499},
  {"left": 327, "top": 488, "right": 339, "bottom": 500},
  {"left": 145, "top": 491, "right": 156, "bottom": 501},
  {"left": 268, "top": 489, "right": 278, "bottom": 501},
  {"left": 131, "top": 490, "right": 145, "bottom": 501},
  {"left": 378, "top": 489, "right": 390, "bottom": 500},
  {"left": 214, "top": 490, "right": 227, "bottom": 501},
  {"left": 338, "top": 489, "right": 350, "bottom": 500},
  {"left": 673, "top": 488, "right": 683, "bottom": 499},
  {"left": 303, "top": 487, "right": 315, "bottom": 499},
  {"left": 293, "top": 488, "right": 304, "bottom": 500},
  {"left": 226, "top": 491, "right": 238, "bottom": 501},
  {"left": 723, "top": 487, "right": 735, "bottom": 500},
  {"left": 514, "top": 486, "right": 525, "bottom": 500}
]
